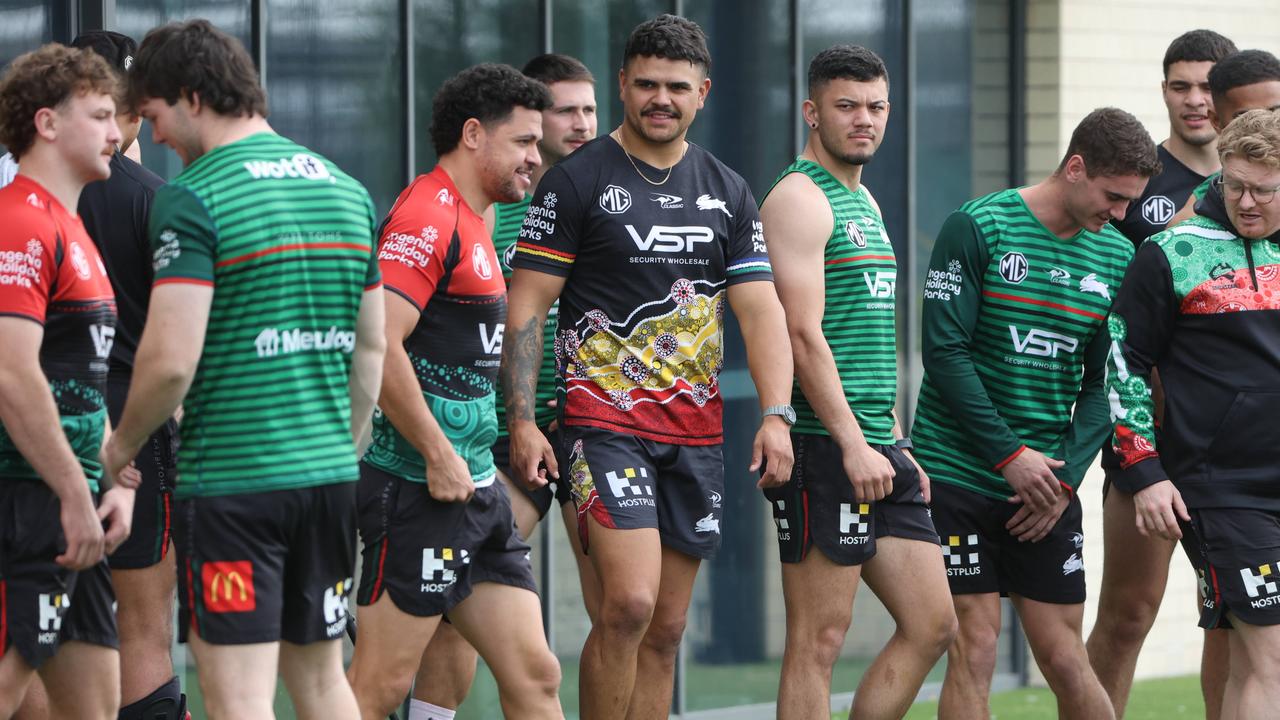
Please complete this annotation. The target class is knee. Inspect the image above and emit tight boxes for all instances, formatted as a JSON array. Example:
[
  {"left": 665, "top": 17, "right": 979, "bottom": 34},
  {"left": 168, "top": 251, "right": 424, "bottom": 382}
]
[
  {"left": 951, "top": 623, "right": 999, "bottom": 677},
  {"left": 1039, "top": 645, "right": 1090, "bottom": 690},
  {"left": 789, "top": 614, "right": 852, "bottom": 670},
  {"left": 598, "top": 591, "right": 657, "bottom": 641},
  {"left": 352, "top": 666, "right": 415, "bottom": 714},
  {"left": 524, "top": 649, "right": 562, "bottom": 699},
  {"left": 912, "top": 608, "right": 960, "bottom": 660},
  {"left": 1097, "top": 595, "right": 1160, "bottom": 644},
  {"left": 641, "top": 613, "right": 688, "bottom": 663}
]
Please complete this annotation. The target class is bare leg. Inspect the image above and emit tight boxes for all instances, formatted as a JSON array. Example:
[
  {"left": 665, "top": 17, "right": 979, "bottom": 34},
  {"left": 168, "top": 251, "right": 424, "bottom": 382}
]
[
  {"left": 938, "top": 593, "right": 1001, "bottom": 720},
  {"left": 1012, "top": 595, "right": 1114, "bottom": 720},
  {"left": 346, "top": 593, "right": 441, "bottom": 720},
  {"left": 625, "top": 546, "right": 701, "bottom": 720},
  {"left": 279, "top": 639, "right": 359, "bottom": 720},
  {"left": 775, "top": 548, "right": 860, "bottom": 720}
]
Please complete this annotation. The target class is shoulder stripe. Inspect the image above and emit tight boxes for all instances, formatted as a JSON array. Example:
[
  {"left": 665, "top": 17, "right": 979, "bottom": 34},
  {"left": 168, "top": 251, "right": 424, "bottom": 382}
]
[{"left": 516, "top": 243, "right": 575, "bottom": 264}]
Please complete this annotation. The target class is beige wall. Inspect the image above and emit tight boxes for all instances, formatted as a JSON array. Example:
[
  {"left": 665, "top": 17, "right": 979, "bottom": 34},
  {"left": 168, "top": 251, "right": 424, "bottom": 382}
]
[{"left": 1024, "top": 0, "right": 1280, "bottom": 685}]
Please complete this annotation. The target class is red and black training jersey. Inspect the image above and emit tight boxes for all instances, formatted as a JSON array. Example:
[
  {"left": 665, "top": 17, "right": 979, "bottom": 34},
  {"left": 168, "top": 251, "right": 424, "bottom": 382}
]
[
  {"left": 0, "top": 175, "right": 117, "bottom": 487},
  {"left": 511, "top": 137, "right": 773, "bottom": 446}
]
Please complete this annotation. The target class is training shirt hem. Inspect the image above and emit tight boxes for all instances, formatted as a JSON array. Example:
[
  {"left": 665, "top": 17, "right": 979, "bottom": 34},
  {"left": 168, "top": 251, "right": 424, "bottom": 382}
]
[
  {"left": 174, "top": 468, "right": 356, "bottom": 499},
  {"left": 562, "top": 417, "right": 722, "bottom": 446},
  {"left": 930, "top": 476, "right": 1012, "bottom": 503}
]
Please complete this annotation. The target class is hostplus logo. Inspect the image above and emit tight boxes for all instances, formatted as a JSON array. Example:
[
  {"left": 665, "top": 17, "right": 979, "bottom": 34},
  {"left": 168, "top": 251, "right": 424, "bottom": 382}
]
[
  {"left": 838, "top": 503, "right": 871, "bottom": 545},
  {"left": 322, "top": 577, "right": 352, "bottom": 637},
  {"left": 606, "top": 467, "right": 654, "bottom": 508},
  {"left": 38, "top": 593, "right": 70, "bottom": 645},
  {"left": 944, "top": 534, "right": 980, "bottom": 577},
  {"left": 255, "top": 326, "right": 356, "bottom": 358},
  {"left": 1241, "top": 562, "right": 1280, "bottom": 609},
  {"left": 244, "top": 153, "right": 333, "bottom": 182},
  {"left": 772, "top": 499, "right": 791, "bottom": 541},
  {"left": 421, "top": 548, "right": 469, "bottom": 593}
]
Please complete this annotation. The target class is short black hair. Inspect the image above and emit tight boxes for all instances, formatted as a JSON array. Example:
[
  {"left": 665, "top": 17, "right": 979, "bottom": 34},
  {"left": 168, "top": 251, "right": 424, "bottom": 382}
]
[
  {"left": 430, "top": 63, "right": 553, "bottom": 157},
  {"left": 128, "top": 19, "right": 266, "bottom": 118},
  {"left": 522, "top": 53, "right": 594, "bottom": 86},
  {"left": 1162, "top": 30, "right": 1236, "bottom": 77},
  {"left": 1058, "top": 107, "right": 1161, "bottom": 178},
  {"left": 808, "top": 44, "right": 888, "bottom": 96},
  {"left": 71, "top": 31, "right": 137, "bottom": 76},
  {"left": 1209, "top": 50, "right": 1280, "bottom": 104},
  {"left": 622, "top": 14, "right": 711, "bottom": 74}
]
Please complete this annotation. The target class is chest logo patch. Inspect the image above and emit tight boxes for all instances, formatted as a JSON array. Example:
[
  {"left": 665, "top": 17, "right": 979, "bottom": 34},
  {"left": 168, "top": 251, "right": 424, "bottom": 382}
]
[
  {"left": 69, "top": 241, "right": 91, "bottom": 280},
  {"left": 600, "top": 185, "right": 632, "bottom": 215},
  {"left": 472, "top": 243, "right": 494, "bottom": 280},
  {"left": 845, "top": 220, "right": 867, "bottom": 248},
  {"left": 998, "top": 251, "right": 1028, "bottom": 284},
  {"left": 1141, "top": 195, "right": 1175, "bottom": 225},
  {"left": 1079, "top": 273, "right": 1111, "bottom": 300}
]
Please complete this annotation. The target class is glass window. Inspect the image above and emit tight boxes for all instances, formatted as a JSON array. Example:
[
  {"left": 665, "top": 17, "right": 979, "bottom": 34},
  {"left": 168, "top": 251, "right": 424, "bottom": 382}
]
[{"left": 0, "top": 2, "right": 61, "bottom": 70}]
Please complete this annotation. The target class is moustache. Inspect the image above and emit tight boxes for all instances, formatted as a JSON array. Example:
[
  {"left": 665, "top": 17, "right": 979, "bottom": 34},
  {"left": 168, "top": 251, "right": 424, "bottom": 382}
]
[{"left": 642, "top": 106, "right": 682, "bottom": 119}]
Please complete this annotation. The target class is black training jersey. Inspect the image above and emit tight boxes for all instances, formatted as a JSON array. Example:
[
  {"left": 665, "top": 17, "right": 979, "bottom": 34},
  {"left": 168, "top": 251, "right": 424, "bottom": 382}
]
[
  {"left": 511, "top": 136, "right": 772, "bottom": 446},
  {"left": 78, "top": 151, "right": 164, "bottom": 379},
  {"left": 1113, "top": 144, "right": 1207, "bottom": 247}
]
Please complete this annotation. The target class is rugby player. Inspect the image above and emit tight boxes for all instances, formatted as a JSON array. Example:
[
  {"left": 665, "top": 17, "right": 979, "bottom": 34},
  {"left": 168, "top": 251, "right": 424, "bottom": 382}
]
[
  {"left": 761, "top": 44, "right": 955, "bottom": 720},
  {"left": 407, "top": 53, "right": 600, "bottom": 720},
  {"left": 1087, "top": 28, "right": 1236, "bottom": 720},
  {"left": 1108, "top": 108, "right": 1280, "bottom": 720},
  {"left": 912, "top": 108, "right": 1158, "bottom": 720},
  {"left": 503, "top": 14, "right": 794, "bottom": 718},
  {"left": 0, "top": 43, "right": 133, "bottom": 720},
  {"left": 103, "top": 20, "right": 387, "bottom": 719},
  {"left": 345, "top": 64, "right": 563, "bottom": 720}
]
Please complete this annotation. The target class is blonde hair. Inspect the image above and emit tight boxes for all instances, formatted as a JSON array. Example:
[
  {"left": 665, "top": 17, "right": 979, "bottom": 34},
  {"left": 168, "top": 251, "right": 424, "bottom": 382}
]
[{"left": 1218, "top": 109, "right": 1280, "bottom": 169}]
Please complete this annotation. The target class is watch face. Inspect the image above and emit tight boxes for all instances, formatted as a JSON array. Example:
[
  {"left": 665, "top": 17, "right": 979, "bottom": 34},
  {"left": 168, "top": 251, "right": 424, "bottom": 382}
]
[{"left": 783, "top": 406, "right": 797, "bottom": 424}]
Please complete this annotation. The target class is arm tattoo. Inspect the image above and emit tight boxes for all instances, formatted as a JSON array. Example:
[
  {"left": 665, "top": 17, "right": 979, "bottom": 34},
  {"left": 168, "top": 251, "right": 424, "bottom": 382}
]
[{"left": 501, "top": 314, "right": 543, "bottom": 425}]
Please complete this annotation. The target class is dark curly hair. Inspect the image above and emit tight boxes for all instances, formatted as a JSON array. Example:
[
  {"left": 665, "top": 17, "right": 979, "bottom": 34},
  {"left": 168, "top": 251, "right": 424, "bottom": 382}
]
[
  {"left": 0, "top": 43, "right": 118, "bottom": 159},
  {"left": 522, "top": 53, "right": 594, "bottom": 86},
  {"left": 430, "top": 63, "right": 553, "bottom": 157},
  {"left": 1058, "top": 108, "right": 1161, "bottom": 178},
  {"left": 127, "top": 19, "right": 267, "bottom": 118},
  {"left": 1209, "top": 50, "right": 1280, "bottom": 105},
  {"left": 808, "top": 44, "right": 889, "bottom": 96},
  {"left": 622, "top": 14, "right": 711, "bottom": 74},
  {"left": 1162, "top": 29, "right": 1236, "bottom": 78}
]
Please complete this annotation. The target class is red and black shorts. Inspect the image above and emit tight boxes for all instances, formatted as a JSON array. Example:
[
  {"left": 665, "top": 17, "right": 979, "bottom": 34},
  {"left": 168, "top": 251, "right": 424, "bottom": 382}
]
[
  {"left": 355, "top": 463, "right": 536, "bottom": 618},
  {"left": 560, "top": 425, "right": 725, "bottom": 560},
  {"left": 173, "top": 482, "right": 357, "bottom": 645},
  {"left": 1182, "top": 506, "right": 1280, "bottom": 629},
  {"left": 930, "top": 480, "right": 1086, "bottom": 604},
  {"left": 106, "top": 377, "right": 178, "bottom": 570},
  {"left": 764, "top": 436, "right": 937, "bottom": 566},
  {"left": 0, "top": 480, "right": 118, "bottom": 669}
]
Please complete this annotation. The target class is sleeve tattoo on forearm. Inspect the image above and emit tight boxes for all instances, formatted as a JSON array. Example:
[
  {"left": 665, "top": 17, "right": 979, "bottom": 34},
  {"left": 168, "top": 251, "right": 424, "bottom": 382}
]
[{"left": 501, "top": 315, "right": 543, "bottom": 424}]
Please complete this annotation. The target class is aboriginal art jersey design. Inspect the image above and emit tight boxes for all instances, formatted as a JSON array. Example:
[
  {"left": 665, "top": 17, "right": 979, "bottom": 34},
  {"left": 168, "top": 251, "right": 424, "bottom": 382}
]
[
  {"left": 1107, "top": 208, "right": 1280, "bottom": 510},
  {"left": 492, "top": 194, "right": 558, "bottom": 434},
  {"left": 0, "top": 176, "right": 116, "bottom": 490},
  {"left": 511, "top": 136, "right": 773, "bottom": 445},
  {"left": 911, "top": 188, "right": 1133, "bottom": 500},
  {"left": 150, "top": 133, "right": 381, "bottom": 498},
  {"left": 764, "top": 158, "right": 896, "bottom": 443},
  {"left": 364, "top": 167, "right": 506, "bottom": 488}
]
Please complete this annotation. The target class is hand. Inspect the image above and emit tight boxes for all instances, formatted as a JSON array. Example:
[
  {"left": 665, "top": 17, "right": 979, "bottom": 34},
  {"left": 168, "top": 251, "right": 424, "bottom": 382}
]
[
  {"left": 1006, "top": 492, "right": 1069, "bottom": 542},
  {"left": 425, "top": 448, "right": 476, "bottom": 503},
  {"left": 101, "top": 435, "right": 141, "bottom": 490},
  {"left": 752, "top": 416, "right": 794, "bottom": 488},
  {"left": 544, "top": 398, "right": 558, "bottom": 433},
  {"left": 1000, "top": 448, "right": 1064, "bottom": 514},
  {"left": 842, "top": 442, "right": 895, "bottom": 503},
  {"left": 112, "top": 461, "right": 142, "bottom": 490},
  {"left": 904, "top": 450, "right": 931, "bottom": 504},
  {"left": 99, "top": 486, "right": 136, "bottom": 554},
  {"left": 510, "top": 419, "right": 557, "bottom": 491},
  {"left": 1133, "top": 479, "right": 1190, "bottom": 541},
  {"left": 56, "top": 488, "right": 105, "bottom": 570}
]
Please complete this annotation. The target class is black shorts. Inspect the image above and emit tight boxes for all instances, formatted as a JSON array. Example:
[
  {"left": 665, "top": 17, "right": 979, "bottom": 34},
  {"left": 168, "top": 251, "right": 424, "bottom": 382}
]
[
  {"left": 173, "top": 483, "right": 357, "bottom": 645},
  {"left": 1183, "top": 506, "right": 1280, "bottom": 629},
  {"left": 491, "top": 427, "right": 571, "bottom": 519},
  {"left": 356, "top": 464, "right": 536, "bottom": 618},
  {"left": 561, "top": 425, "right": 724, "bottom": 560},
  {"left": 0, "top": 480, "right": 118, "bottom": 669},
  {"left": 930, "top": 481, "right": 1086, "bottom": 604},
  {"left": 107, "top": 377, "right": 178, "bottom": 570},
  {"left": 764, "top": 437, "right": 938, "bottom": 565}
]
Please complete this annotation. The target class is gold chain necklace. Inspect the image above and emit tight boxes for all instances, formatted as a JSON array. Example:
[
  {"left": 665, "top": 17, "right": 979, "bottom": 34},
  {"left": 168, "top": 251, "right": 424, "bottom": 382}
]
[{"left": 615, "top": 131, "right": 687, "bottom": 186}]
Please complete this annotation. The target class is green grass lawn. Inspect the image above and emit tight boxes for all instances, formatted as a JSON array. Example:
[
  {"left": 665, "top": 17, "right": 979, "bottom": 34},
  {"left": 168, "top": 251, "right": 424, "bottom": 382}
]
[{"left": 886, "top": 675, "right": 1204, "bottom": 720}]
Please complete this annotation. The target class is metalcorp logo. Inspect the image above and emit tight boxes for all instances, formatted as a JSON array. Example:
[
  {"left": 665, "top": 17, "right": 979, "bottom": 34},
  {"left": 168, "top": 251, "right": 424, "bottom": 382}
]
[{"left": 255, "top": 326, "right": 356, "bottom": 357}]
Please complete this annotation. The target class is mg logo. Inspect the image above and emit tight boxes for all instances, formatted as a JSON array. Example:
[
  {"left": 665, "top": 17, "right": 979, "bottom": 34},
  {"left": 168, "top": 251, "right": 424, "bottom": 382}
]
[
  {"left": 599, "top": 185, "right": 632, "bottom": 214},
  {"left": 862, "top": 271, "right": 896, "bottom": 298},
  {"left": 999, "top": 252, "right": 1028, "bottom": 284},
  {"left": 625, "top": 225, "right": 714, "bottom": 253},
  {"left": 472, "top": 242, "right": 494, "bottom": 280},
  {"left": 1009, "top": 325, "right": 1079, "bottom": 358},
  {"left": 478, "top": 323, "right": 504, "bottom": 355},
  {"left": 846, "top": 220, "right": 867, "bottom": 248},
  {"left": 90, "top": 324, "right": 115, "bottom": 358},
  {"left": 1141, "top": 195, "right": 1175, "bottom": 225}
]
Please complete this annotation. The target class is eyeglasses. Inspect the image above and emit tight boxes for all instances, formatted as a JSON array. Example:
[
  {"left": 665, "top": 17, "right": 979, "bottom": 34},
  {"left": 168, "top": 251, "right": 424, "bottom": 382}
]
[{"left": 1215, "top": 175, "right": 1280, "bottom": 205}]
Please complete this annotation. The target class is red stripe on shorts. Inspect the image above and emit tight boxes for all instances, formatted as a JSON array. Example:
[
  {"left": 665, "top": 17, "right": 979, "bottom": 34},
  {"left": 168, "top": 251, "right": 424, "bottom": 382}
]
[
  {"left": 160, "top": 494, "right": 172, "bottom": 560},
  {"left": 185, "top": 559, "right": 199, "bottom": 637},
  {"left": 371, "top": 539, "right": 390, "bottom": 601},
  {"left": 1, "top": 580, "right": 8, "bottom": 656}
]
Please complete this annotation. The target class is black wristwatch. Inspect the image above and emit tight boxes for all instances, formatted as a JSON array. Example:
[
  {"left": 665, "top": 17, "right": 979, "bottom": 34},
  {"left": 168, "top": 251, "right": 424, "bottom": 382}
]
[
  {"left": 894, "top": 437, "right": 914, "bottom": 452},
  {"left": 762, "top": 404, "right": 797, "bottom": 425}
]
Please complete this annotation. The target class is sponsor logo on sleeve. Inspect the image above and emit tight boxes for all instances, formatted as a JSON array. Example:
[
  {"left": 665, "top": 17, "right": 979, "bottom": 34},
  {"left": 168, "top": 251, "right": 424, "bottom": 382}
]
[
  {"left": 0, "top": 239, "right": 44, "bottom": 289},
  {"left": 379, "top": 226, "right": 438, "bottom": 268},
  {"left": 153, "top": 229, "right": 181, "bottom": 270},
  {"left": 924, "top": 259, "right": 964, "bottom": 301}
]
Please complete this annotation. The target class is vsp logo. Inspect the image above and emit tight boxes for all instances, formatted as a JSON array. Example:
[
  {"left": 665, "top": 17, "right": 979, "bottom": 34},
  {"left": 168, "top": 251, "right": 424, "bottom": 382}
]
[
  {"left": 90, "top": 324, "right": 115, "bottom": 359},
  {"left": 862, "top": 271, "right": 896, "bottom": 298},
  {"left": 625, "top": 225, "right": 714, "bottom": 253},
  {"left": 1009, "top": 325, "right": 1078, "bottom": 358},
  {"left": 479, "top": 323, "right": 504, "bottom": 355}
]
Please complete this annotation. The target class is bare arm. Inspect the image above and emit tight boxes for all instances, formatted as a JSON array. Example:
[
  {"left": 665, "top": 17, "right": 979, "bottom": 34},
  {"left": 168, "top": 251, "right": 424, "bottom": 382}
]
[
  {"left": 727, "top": 279, "right": 795, "bottom": 488},
  {"left": 348, "top": 287, "right": 387, "bottom": 445},
  {"left": 501, "top": 268, "right": 566, "bottom": 486},
  {"left": 0, "top": 317, "right": 102, "bottom": 569}
]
